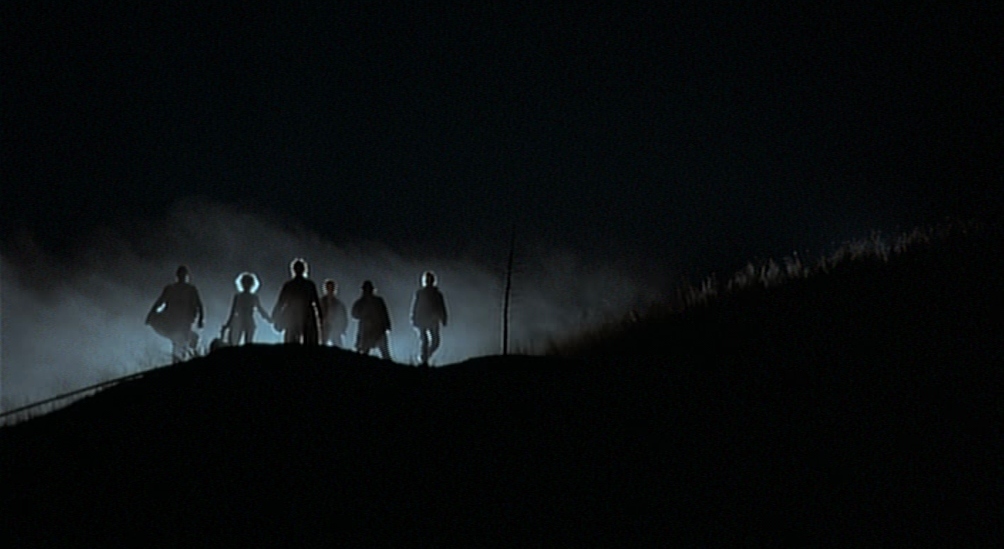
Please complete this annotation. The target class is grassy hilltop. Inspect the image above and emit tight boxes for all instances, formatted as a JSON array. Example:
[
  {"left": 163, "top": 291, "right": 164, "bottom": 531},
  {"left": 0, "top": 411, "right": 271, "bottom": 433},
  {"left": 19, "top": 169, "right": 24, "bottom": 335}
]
[{"left": 1, "top": 222, "right": 1001, "bottom": 545}]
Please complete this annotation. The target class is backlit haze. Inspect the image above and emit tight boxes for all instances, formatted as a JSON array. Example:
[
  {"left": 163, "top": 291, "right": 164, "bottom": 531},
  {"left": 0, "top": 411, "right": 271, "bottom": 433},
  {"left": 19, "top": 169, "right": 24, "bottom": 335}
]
[
  {"left": 1, "top": 199, "right": 657, "bottom": 407},
  {"left": 2, "top": 3, "right": 1000, "bottom": 407}
]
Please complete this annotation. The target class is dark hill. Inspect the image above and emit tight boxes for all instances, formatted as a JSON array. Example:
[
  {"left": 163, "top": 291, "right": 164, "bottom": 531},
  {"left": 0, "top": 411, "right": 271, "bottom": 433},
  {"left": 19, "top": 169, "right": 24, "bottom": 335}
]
[{"left": 2, "top": 224, "right": 1001, "bottom": 545}]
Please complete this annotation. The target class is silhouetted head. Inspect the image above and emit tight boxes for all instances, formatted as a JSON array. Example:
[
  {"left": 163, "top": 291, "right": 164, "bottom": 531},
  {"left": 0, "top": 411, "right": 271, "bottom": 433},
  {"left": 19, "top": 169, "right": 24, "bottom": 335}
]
[
  {"left": 175, "top": 265, "right": 190, "bottom": 283},
  {"left": 290, "top": 258, "right": 308, "bottom": 278},
  {"left": 236, "top": 272, "right": 260, "bottom": 293},
  {"left": 422, "top": 270, "right": 436, "bottom": 287},
  {"left": 324, "top": 278, "right": 337, "bottom": 295},
  {"left": 361, "top": 280, "right": 375, "bottom": 294}
]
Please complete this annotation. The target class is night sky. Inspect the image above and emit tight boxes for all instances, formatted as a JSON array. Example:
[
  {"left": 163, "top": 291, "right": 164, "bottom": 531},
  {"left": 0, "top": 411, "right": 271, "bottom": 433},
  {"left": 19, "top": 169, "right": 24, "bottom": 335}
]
[
  {"left": 5, "top": 2, "right": 1001, "bottom": 266},
  {"left": 1, "top": 3, "right": 1002, "bottom": 397}
]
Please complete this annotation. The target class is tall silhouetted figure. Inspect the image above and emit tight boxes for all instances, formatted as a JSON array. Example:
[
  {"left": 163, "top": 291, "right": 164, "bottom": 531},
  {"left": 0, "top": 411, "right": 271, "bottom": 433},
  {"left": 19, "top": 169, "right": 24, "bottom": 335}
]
[
  {"left": 223, "top": 272, "right": 271, "bottom": 346},
  {"left": 320, "top": 279, "right": 348, "bottom": 348},
  {"left": 410, "top": 270, "right": 448, "bottom": 366},
  {"left": 351, "top": 280, "right": 392, "bottom": 359},
  {"left": 271, "top": 258, "right": 321, "bottom": 345},
  {"left": 146, "top": 265, "right": 205, "bottom": 362}
]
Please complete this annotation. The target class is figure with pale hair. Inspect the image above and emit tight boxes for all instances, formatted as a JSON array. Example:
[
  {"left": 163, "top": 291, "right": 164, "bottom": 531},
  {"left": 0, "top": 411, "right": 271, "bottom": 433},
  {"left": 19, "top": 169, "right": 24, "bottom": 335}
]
[
  {"left": 320, "top": 279, "right": 348, "bottom": 347},
  {"left": 223, "top": 272, "right": 272, "bottom": 345},
  {"left": 146, "top": 265, "right": 205, "bottom": 362},
  {"left": 351, "top": 280, "right": 392, "bottom": 359},
  {"left": 410, "top": 270, "right": 448, "bottom": 366},
  {"left": 271, "top": 258, "right": 321, "bottom": 344}
]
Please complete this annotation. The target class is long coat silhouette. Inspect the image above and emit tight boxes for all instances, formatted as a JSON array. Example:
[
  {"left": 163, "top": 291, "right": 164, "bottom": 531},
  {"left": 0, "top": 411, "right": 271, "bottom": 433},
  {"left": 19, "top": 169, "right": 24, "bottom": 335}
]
[
  {"left": 146, "top": 265, "right": 205, "bottom": 361},
  {"left": 272, "top": 260, "right": 321, "bottom": 344},
  {"left": 410, "top": 271, "right": 448, "bottom": 365},
  {"left": 320, "top": 293, "right": 348, "bottom": 347},
  {"left": 351, "top": 281, "right": 391, "bottom": 359}
]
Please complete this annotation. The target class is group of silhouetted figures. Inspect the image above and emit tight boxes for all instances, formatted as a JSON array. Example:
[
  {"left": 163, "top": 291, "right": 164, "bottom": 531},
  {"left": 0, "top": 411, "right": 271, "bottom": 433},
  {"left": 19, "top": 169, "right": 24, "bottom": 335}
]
[{"left": 145, "top": 260, "right": 447, "bottom": 367}]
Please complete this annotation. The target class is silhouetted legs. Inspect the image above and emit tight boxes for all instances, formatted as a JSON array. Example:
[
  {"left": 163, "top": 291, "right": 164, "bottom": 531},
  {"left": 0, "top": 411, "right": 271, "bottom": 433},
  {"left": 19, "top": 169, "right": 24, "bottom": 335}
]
[
  {"left": 170, "top": 329, "right": 198, "bottom": 363},
  {"left": 302, "top": 323, "right": 319, "bottom": 345},
  {"left": 321, "top": 326, "right": 344, "bottom": 348},
  {"left": 228, "top": 320, "right": 256, "bottom": 345},
  {"left": 283, "top": 321, "right": 319, "bottom": 344},
  {"left": 375, "top": 334, "right": 391, "bottom": 360},
  {"left": 356, "top": 332, "right": 392, "bottom": 360},
  {"left": 324, "top": 334, "right": 344, "bottom": 348},
  {"left": 416, "top": 326, "right": 440, "bottom": 365}
]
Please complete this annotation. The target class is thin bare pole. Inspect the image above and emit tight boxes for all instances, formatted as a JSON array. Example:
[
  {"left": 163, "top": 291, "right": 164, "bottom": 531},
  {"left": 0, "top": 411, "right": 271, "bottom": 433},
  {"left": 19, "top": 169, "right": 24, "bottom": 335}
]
[{"left": 502, "top": 226, "right": 515, "bottom": 355}]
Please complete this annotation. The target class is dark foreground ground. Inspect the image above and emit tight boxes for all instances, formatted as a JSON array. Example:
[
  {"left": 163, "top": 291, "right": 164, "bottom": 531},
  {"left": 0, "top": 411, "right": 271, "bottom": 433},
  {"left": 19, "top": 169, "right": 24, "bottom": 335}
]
[{"left": 2, "top": 224, "right": 1002, "bottom": 545}]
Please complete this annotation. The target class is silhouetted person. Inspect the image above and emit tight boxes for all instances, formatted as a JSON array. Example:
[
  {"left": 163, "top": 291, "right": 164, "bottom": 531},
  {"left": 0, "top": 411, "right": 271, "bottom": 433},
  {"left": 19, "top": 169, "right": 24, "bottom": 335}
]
[
  {"left": 351, "top": 280, "right": 392, "bottom": 359},
  {"left": 223, "top": 272, "right": 272, "bottom": 346},
  {"left": 320, "top": 278, "right": 348, "bottom": 347},
  {"left": 271, "top": 258, "right": 321, "bottom": 344},
  {"left": 146, "top": 265, "right": 205, "bottom": 362},
  {"left": 411, "top": 270, "right": 448, "bottom": 366}
]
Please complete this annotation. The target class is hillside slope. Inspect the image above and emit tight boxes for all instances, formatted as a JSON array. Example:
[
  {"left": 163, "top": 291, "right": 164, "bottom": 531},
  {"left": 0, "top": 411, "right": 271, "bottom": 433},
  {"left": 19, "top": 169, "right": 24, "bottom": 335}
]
[{"left": 2, "top": 225, "right": 1001, "bottom": 545}]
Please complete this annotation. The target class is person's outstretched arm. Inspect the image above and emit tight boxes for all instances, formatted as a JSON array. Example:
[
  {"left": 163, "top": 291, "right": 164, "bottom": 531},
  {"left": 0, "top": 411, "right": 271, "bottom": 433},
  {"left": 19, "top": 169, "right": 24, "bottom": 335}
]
[
  {"left": 254, "top": 295, "right": 272, "bottom": 323},
  {"left": 380, "top": 300, "right": 392, "bottom": 332},
  {"left": 145, "top": 287, "right": 167, "bottom": 324},
  {"left": 194, "top": 288, "right": 205, "bottom": 328},
  {"left": 310, "top": 285, "right": 322, "bottom": 341},
  {"left": 271, "top": 285, "right": 287, "bottom": 321},
  {"left": 224, "top": 294, "right": 238, "bottom": 329},
  {"left": 309, "top": 285, "right": 322, "bottom": 321}
]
